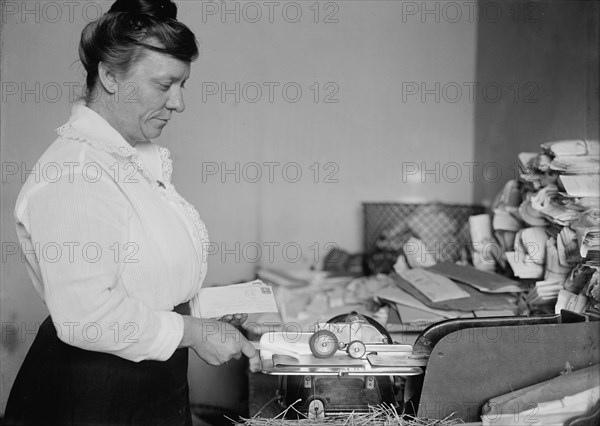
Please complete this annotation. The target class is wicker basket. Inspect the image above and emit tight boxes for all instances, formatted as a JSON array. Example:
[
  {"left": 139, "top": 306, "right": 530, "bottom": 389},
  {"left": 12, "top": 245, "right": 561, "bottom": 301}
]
[{"left": 363, "top": 202, "right": 486, "bottom": 274}]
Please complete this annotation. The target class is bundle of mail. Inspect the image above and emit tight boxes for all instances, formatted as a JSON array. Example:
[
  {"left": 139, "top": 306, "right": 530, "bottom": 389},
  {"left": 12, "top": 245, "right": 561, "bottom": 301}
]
[{"left": 492, "top": 139, "right": 599, "bottom": 317}]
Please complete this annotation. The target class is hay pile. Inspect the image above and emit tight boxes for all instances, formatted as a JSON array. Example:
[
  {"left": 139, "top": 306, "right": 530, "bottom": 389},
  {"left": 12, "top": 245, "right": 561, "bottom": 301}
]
[{"left": 233, "top": 400, "right": 463, "bottom": 426}]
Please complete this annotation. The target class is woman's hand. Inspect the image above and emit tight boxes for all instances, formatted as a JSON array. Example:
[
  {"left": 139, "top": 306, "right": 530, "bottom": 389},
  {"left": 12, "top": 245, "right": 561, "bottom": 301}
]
[
  {"left": 218, "top": 313, "right": 248, "bottom": 327},
  {"left": 180, "top": 316, "right": 256, "bottom": 365}
]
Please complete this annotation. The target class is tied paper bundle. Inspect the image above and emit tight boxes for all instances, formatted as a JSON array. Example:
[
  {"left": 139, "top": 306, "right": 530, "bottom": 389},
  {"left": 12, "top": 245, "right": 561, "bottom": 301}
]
[{"left": 542, "top": 139, "right": 600, "bottom": 174}]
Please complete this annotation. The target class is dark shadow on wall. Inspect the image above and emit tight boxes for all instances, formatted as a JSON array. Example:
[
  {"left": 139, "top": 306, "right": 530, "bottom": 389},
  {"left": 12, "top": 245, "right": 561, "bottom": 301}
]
[{"left": 473, "top": 0, "right": 600, "bottom": 205}]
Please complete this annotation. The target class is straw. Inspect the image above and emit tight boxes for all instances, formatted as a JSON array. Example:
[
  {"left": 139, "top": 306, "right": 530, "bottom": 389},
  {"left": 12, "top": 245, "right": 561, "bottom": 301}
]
[{"left": 231, "top": 401, "right": 463, "bottom": 426}]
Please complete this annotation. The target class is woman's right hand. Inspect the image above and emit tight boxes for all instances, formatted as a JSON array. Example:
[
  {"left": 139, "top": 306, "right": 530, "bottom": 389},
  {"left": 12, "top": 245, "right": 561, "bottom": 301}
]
[{"left": 180, "top": 316, "right": 256, "bottom": 365}]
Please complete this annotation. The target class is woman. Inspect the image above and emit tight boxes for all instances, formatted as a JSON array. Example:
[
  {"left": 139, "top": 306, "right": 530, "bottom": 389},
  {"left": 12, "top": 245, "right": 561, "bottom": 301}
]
[{"left": 4, "top": 0, "right": 255, "bottom": 424}]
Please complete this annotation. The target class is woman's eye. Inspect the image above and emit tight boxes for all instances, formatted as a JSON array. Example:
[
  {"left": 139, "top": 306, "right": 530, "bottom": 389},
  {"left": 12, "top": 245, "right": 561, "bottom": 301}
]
[{"left": 159, "top": 83, "right": 170, "bottom": 91}]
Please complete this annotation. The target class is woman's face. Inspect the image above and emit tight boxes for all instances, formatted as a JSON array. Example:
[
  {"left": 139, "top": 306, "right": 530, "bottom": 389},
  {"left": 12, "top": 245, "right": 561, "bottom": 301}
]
[{"left": 111, "top": 49, "right": 191, "bottom": 145}]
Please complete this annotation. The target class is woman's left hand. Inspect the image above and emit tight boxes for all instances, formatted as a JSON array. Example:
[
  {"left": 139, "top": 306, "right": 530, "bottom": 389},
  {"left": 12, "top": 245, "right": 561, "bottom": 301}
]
[{"left": 219, "top": 313, "right": 248, "bottom": 327}]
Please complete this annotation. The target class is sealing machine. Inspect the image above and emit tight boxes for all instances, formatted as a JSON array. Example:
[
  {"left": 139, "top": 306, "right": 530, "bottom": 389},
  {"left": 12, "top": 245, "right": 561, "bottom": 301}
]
[{"left": 256, "top": 311, "right": 600, "bottom": 421}]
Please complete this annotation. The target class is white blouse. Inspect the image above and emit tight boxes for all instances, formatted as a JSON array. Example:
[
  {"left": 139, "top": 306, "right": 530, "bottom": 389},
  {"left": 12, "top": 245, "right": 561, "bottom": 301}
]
[{"left": 14, "top": 104, "right": 209, "bottom": 362}]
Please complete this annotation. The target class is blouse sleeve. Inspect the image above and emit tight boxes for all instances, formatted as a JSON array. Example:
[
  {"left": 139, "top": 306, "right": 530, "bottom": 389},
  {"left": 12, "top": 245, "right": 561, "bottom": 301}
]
[
  {"left": 21, "top": 170, "right": 184, "bottom": 362},
  {"left": 189, "top": 292, "right": 202, "bottom": 318}
]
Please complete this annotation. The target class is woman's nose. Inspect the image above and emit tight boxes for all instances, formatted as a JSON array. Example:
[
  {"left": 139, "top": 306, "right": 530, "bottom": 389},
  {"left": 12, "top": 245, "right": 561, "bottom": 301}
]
[{"left": 166, "top": 88, "right": 185, "bottom": 113}]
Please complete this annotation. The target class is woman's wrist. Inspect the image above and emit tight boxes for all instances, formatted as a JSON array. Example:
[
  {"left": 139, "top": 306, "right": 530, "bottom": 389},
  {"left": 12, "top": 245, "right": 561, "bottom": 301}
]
[{"left": 179, "top": 315, "right": 195, "bottom": 349}]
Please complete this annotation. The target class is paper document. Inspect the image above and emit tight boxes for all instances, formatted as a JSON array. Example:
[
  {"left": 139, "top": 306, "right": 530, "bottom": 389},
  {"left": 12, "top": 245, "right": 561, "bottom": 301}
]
[
  {"left": 378, "top": 285, "right": 469, "bottom": 319},
  {"left": 505, "top": 251, "right": 544, "bottom": 279},
  {"left": 428, "top": 262, "right": 524, "bottom": 293},
  {"left": 559, "top": 175, "right": 600, "bottom": 198},
  {"left": 197, "top": 280, "right": 278, "bottom": 318},
  {"left": 398, "top": 268, "right": 470, "bottom": 302}
]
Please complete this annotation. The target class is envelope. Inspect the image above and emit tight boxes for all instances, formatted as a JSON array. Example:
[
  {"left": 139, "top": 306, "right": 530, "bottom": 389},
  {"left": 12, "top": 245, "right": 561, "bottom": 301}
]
[{"left": 197, "top": 280, "right": 279, "bottom": 318}]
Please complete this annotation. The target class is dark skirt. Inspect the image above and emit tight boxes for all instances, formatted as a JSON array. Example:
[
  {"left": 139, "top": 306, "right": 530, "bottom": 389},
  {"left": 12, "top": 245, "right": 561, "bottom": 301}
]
[{"left": 4, "top": 304, "right": 192, "bottom": 426}]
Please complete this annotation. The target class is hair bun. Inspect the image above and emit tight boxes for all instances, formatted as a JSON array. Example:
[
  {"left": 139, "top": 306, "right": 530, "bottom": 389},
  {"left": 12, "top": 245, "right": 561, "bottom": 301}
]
[{"left": 108, "top": 0, "right": 177, "bottom": 20}]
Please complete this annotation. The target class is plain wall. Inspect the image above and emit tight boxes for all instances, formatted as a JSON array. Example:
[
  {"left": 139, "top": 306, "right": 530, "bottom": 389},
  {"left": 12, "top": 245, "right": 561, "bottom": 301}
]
[{"left": 473, "top": 0, "right": 600, "bottom": 203}]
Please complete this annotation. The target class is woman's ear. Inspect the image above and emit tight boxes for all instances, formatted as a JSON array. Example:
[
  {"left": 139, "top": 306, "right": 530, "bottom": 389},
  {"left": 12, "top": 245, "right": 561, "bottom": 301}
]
[{"left": 97, "top": 62, "right": 118, "bottom": 95}]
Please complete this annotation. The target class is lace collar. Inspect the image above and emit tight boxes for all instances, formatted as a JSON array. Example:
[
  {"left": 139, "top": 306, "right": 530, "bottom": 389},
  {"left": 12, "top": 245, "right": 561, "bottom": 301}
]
[
  {"left": 56, "top": 103, "right": 208, "bottom": 262},
  {"left": 56, "top": 103, "right": 173, "bottom": 185},
  {"left": 56, "top": 103, "right": 138, "bottom": 157}
]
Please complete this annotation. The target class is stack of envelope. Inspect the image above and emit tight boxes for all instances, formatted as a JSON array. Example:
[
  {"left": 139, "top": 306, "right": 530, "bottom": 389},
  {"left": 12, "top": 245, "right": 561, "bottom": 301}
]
[
  {"left": 490, "top": 139, "right": 599, "bottom": 311},
  {"left": 543, "top": 139, "right": 600, "bottom": 174}
]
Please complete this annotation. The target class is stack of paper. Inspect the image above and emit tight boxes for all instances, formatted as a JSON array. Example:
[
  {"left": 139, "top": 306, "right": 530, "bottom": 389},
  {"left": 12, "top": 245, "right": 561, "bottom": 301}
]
[
  {"left": 530, "top": 185, "right": 582, "bottom": 226},
  {"left": 481, "top": 364, "right": 600, "bottom": 426},
  {"left": 550, "top": 156, "right": 600, "bottom": 174},
  {"left": 491, "top": 140, "right": 599, "bottom": 313},
  {"left": 554, "top": 193, "right": 597, "bottom": 217},
  {"left": 397, "top": 268, "right": 470, "bottom": 302},
  {"left": 427, "top": 262, "right": 525, "bottom": 293},
  {"left": 542, "top": 139, "right": 600, "bottom": 174},
  {"left": 378, "top": 285, "right": 472, "bottom": 330},
  {"left": 559, "top": 174, "right": 600, "bottom": 198},
  {"left": 526, "top": 280, "right": 564, "bottom": 305},
  {"left": 541, "top": 139, "right": 600, "bottom": 157},
  {"left": 390, "top": 272, "right": 518, "bottom": 312}
]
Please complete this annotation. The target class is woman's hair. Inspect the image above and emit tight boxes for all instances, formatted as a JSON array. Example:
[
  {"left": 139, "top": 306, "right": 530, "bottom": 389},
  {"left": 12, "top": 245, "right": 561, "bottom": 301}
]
[{"left": 79, "top": 0, "right": 199, "bottom": 102}]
